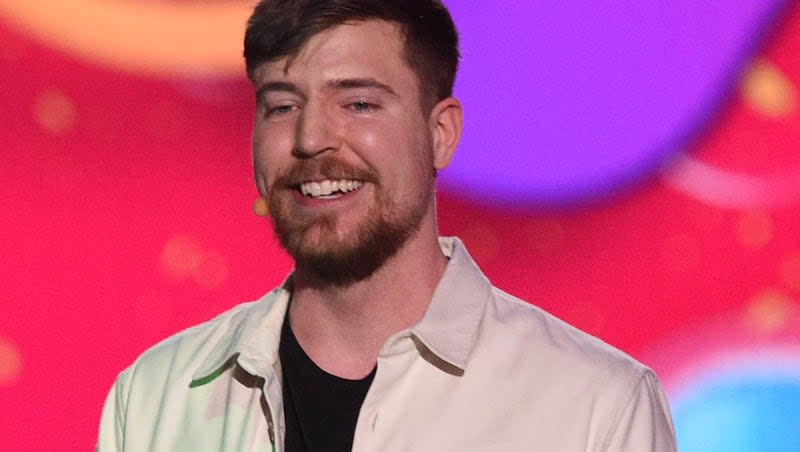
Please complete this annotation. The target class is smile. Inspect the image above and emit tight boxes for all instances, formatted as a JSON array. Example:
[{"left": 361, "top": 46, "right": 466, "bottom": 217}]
[{"left": 299, "top": 179, "right": 364, "bottom": 198}]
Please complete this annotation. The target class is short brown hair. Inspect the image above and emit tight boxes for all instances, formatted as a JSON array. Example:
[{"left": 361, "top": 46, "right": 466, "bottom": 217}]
[{"left": 244, "top": 0, "right": 460, "bottom": 112}]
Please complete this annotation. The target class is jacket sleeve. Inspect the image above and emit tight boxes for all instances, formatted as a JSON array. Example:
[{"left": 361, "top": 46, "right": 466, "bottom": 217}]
[
  {"left": 97, "top": 374, "right": 127, "bottom": 452},
  {"left": 602, "top": 369, "right": 677, "bottom": 452}
]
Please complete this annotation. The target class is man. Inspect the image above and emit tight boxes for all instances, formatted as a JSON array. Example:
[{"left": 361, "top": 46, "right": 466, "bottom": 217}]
[{"left": 98, "top": 0, "right": 676, "bottom": 450}]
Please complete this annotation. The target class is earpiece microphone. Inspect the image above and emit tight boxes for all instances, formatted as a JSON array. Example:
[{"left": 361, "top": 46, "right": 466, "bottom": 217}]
[{"left": 253, "top": 197, "right": 268, "bottom": 217}]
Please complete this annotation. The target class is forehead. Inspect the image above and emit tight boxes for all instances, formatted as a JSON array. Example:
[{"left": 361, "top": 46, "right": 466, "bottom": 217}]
[{"left": 252, "top": 20, "right": 416, "bottom": 89}]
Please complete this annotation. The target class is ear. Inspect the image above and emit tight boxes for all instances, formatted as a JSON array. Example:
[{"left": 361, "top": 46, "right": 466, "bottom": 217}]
[{"left": 428, "top": 97, "right": 463, "bottom": 170}]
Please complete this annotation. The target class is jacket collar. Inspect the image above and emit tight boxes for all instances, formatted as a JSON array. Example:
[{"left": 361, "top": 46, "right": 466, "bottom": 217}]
[
  {"left": 191, "top": 277, "right": 292, "bottom": 383},
  {"left": 408, "top": 237, "right": 491, "bottom": 372},
  {"left": 192, "top": 237, "right": 491, "bottom": 383}
]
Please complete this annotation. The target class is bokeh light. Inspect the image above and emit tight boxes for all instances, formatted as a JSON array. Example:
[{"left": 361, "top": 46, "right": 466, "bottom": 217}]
[
  {"left": 2, "top": 1, "right": 800, "bottom": 450},
  {"left": 0, "top": 337, "right": 22, "bottom": 387},
  {"left": 674, "top": 370, "right": 800, "bottom": 452}
]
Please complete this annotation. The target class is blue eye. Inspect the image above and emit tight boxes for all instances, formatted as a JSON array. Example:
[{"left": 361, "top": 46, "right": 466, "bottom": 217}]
[
  {"left": 268, "top": 105, "right": 296, "bottom": 116},
  {"left": 350, "top": 101, "right": 375, "bottom": 112},
  {"left": 262, "top": 104, "right": 298, "bottom": 119}
]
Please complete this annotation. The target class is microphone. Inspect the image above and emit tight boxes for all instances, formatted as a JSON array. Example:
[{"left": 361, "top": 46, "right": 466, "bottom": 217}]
[{"left": 253, "top": 197, "right": 268, "bottom": 217}]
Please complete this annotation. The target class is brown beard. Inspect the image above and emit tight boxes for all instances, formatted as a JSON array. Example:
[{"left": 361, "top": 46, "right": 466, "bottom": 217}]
[{"left": 268, "top": 156, "right": 432, "bottom": 287}]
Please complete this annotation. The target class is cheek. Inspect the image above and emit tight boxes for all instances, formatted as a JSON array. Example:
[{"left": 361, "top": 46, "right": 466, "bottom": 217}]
[
  {"left": 252, "top": 122, "right": 295, "bottom": 188},
  {"left": 347, "top": 119, "right": 420, "bottom": 167},
  {"left": 354, "top": 130, "right": 384, "bottom": 158},
  {"left": 357, "top": 123, "right": 434, "bottom": 200}
]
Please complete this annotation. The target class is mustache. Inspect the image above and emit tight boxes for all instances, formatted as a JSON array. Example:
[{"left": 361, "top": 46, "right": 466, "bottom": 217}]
[{"left": 273, "top": 157, "right": 379, "bottom": 188}]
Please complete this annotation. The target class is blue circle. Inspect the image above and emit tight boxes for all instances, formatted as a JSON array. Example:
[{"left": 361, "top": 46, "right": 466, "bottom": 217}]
[{"left": 674, "top": 371, "right": 800, "bottom": 452}]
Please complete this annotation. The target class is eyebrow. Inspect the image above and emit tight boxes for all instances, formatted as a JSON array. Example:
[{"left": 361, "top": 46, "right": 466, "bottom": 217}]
[
  {"left": 255, "top": 77, "right": 398, "bottom": 104},
  {"left": 255, "top": 81, "right": 303, "bottom": 104},
  {"left": 327, "top": 78, "right": 397, "bottom": 96}
]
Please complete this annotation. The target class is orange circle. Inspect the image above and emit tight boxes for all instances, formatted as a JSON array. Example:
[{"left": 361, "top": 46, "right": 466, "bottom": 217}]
[
  {"left": 742, "top": 59, "right": 797, "bottom": 117},
  {"left": 0, "top": 0, "right": 251, "bottom": 76},
  {"left": 160, "top": 235, "right": 229, "bottom": 288},
  {"left": 33, "top": 89, "right": 77, "bottom": 135},
  {"left": 0, "top": 337, "right": 22, "bottom": 386},
  {"left": 160, "top": 235, "right": 205, "bottom": 281},
  {"left": 745, "top": 289, "right": 796, "bottom": 335}
]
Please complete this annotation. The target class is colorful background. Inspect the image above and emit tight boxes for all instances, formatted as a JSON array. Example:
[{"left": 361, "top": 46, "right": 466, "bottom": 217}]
[{"left": 2, "top": 1, "right": 800, "bottom": 450}]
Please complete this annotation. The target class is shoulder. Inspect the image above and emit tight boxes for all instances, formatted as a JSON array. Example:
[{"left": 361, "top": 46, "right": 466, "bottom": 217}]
[
  {"left": 479, "top": 286, "right": 651, "bottom": 390},
  {"left": 114, "top": 283, "right": 291, "bottom": 394},
  {"left": 98, "top": 292, "right": 289, "bottom": 449},
  {"left": 471, "top": 287, "right": 675, "bottom": 447},
  {"left": 117, "top": 300, "right": 260, "bottom": 387},
  {"left": 99, "top": 299, "right": 266, "bottom": 445}
]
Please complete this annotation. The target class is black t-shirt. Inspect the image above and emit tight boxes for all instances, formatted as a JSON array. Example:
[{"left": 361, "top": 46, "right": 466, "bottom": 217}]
[{"left": 279, "top": 317, "right": 376, "bottom": 452}]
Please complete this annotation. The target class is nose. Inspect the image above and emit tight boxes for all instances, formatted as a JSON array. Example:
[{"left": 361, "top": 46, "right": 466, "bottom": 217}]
[{"left": 293, "top": 102, "right": 337, "bottom": 158}]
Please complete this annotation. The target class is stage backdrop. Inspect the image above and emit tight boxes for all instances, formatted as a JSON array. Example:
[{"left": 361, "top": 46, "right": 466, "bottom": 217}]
[{"left": 1, "top": 1, "right": 799, "bottom": 450}]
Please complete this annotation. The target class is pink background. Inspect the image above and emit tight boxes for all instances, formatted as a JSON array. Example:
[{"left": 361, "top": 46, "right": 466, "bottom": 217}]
[{"left": 2, "top": 2, "right": 800, "bottom": 449}]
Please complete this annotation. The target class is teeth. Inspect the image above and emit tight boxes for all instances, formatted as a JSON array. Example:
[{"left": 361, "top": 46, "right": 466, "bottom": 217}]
[
  {"left": 299, "top": 179, "right": 363, "bottom": 197},
  {"left": 319, "top": 180, "right": 331, "bottom": 195}
]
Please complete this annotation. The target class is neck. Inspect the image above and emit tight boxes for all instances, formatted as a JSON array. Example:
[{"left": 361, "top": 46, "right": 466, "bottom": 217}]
[{"left": 288, "top": 221, "right": 447, "bottom": 379}]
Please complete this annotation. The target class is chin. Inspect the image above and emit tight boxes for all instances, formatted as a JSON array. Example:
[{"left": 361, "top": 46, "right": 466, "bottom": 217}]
[{"left": 280, "top": 213, "right": 423, "bottom": 287}]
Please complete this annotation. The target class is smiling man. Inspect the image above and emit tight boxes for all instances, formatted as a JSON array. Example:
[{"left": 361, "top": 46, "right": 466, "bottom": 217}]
[{"left": 97, "top": 1, "right": 676, "bottom": 451}]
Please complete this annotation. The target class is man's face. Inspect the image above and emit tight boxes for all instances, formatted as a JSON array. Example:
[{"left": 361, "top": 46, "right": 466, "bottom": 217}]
[{"left": 251, "top": 20, "right": 438, "bottom": 285}]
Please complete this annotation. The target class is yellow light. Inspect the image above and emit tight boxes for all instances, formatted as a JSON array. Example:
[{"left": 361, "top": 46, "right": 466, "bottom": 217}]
[
  {"left": 0, "top": 0, "right": 251, "bottom": 77},
  {"left": 0, "top": 337, "right": 22, "bottom": 386},
  {"left": 160, "top": 235, "right": 229, "bottom": 289},
  {"left": 745, "top": 289, "right": 795, "bottom": 335},
  {"left": 742, "top": 59, "right": 797, "bottom": 117},
  {"left": 33, "top": 89, "right": 76, "bottom": 135}
]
